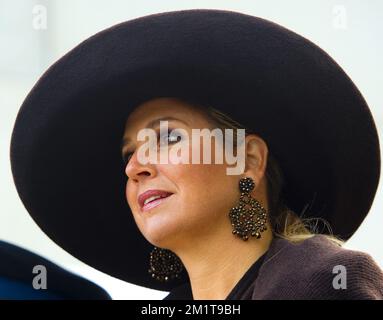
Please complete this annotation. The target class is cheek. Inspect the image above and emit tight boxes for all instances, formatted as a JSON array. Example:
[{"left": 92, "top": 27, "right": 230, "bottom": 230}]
[
  {"left": 171, "top": 162, "right": 238, "bottom": 219},
  {"left": 166, "top": 135, "right": 239, "bottom": 213}
]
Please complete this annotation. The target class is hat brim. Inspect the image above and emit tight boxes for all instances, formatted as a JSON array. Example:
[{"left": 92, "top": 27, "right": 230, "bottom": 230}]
[{"left": 10, "top": 9, "right": 380, "bottom": 291}]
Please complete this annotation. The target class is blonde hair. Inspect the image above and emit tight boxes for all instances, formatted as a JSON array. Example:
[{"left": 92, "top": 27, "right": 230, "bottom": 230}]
[{"left": 191, "top": 102, "right": 344, "bottom": 246}]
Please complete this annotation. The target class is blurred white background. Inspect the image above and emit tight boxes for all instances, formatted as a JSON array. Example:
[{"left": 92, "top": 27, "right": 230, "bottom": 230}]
[{"left": 1, "top": 0, "right": 382, "bottom": 299}]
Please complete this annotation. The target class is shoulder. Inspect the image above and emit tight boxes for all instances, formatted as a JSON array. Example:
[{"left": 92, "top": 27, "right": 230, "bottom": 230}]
[{"left": 253, "top": 235, "right": 383, "bottom": 299}]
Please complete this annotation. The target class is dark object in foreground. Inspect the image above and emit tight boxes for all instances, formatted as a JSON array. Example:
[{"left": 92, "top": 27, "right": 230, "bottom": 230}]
[{"left": 0, "top": 240, "right": 111, "bottom": 300}]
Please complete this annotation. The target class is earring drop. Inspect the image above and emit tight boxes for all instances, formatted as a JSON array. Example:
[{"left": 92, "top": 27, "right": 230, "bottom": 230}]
[
  {"left": 229, "top": 177, "right": 268, "bottom": 241},
  {"left": 148, "top": 247, "right": 183, "bottom": 282}
]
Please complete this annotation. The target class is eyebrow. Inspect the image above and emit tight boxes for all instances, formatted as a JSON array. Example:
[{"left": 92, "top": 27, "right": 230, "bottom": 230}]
[{"left": 121, "top": 116, "right": 188, "bottom": 150}]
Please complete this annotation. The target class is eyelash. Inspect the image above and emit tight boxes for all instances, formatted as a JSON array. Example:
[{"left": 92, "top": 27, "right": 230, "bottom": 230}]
[{"left": 122, "top": 129, "right": 182, "bottom": 166}]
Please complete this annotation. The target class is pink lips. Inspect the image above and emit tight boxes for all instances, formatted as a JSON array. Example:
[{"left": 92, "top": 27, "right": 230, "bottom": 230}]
[{"left": 138, "top": 189, "right": 173, "bottom": 212}]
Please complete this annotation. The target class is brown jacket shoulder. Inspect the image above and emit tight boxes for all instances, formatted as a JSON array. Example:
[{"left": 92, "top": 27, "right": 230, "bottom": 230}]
[{"left": 247, "top": 235, "right": 383, "bottom": 300}]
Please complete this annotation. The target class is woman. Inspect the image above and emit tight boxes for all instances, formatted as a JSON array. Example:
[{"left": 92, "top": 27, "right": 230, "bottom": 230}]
[{"left": 10, "top": 9, "right": 383, "bottom": 299}]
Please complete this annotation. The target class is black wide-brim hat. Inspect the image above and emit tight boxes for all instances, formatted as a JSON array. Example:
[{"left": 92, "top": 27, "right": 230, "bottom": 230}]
[{"left": 10, "top": 9, "right": 380, "bottom": 291}]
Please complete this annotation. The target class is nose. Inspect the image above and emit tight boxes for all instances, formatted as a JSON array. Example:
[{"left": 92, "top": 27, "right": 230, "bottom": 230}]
[{"left": 125, "top": 150, "right": 157, "bottom": 182}]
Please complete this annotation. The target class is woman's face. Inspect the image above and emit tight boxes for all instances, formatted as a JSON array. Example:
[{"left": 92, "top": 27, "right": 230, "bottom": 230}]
[{"left": 122, "top": 98, "right": 247, "bottom": 249}]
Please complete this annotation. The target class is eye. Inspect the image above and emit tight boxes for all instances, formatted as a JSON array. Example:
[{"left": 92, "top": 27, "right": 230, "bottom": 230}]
[
  {"left": 158, "top": 129, "right": 183, "bottom": 147},
  {"left": 122, "top": 129, "right": 183, "bottom": 166}
]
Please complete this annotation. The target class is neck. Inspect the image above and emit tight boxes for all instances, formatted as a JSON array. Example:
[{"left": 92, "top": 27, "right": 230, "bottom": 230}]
[{"left": 171, "top": 223, "right": 273, "bottom": 300}]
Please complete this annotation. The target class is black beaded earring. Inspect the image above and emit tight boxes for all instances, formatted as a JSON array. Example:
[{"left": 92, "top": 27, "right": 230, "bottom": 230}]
[
  {"left": 148, "top": 247, "right": 183, "bottom": 282},
  {"left": 229, "top": 177, "right": 268, "bottom": 241}
]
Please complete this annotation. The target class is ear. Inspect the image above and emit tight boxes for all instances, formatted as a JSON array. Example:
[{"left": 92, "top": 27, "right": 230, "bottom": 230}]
[{"left": 243, "top": 134, "right": 268, "bottom": 184}]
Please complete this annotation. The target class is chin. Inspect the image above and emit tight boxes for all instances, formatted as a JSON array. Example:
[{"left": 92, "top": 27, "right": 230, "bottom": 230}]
[{"left": 142, "top": 226, "right": 180, "bottom": 250}]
